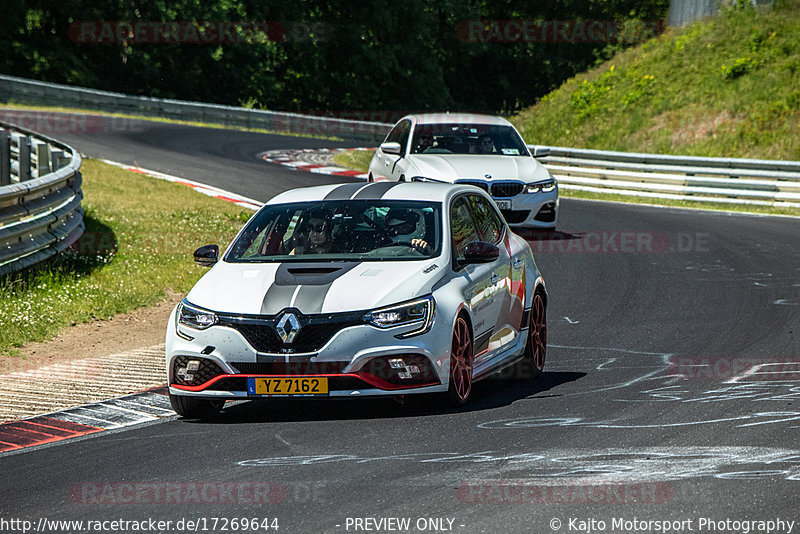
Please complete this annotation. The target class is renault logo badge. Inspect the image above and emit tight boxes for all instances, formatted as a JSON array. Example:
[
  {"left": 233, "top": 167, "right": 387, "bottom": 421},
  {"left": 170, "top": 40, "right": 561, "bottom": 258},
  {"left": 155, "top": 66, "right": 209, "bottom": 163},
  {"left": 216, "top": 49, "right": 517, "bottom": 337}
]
[{"left": 276, "top": 312, "right": 301, "bottom": 343}]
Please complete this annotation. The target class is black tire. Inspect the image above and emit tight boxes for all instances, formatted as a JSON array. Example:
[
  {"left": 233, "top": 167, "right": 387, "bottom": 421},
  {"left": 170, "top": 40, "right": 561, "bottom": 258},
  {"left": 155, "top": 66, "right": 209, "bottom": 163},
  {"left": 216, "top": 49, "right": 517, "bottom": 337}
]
[
  {"left": 169, "top": 393, "right": 224, "bottom": 419},
  {"left": 523, "top": 292, "right": 547, "bottom": 379},
  {"left": 444, "top": 314, "right": 474, "bottom": 407}
]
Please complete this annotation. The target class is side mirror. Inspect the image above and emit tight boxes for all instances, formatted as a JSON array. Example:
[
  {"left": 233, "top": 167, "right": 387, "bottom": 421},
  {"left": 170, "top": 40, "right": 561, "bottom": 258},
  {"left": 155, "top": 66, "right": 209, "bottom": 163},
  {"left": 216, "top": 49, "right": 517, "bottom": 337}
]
[
  {"left": 531, "top": 146, "right": 550, "bottom": 159},
  {"left": 457, "top": 241, "right": 500, "bottom": 268},
  {"left": 380, "top": 141, "right": 402, "bottom": 155},
  {"left": 194, "top": 244, "right": 219, "bottom": 267}
]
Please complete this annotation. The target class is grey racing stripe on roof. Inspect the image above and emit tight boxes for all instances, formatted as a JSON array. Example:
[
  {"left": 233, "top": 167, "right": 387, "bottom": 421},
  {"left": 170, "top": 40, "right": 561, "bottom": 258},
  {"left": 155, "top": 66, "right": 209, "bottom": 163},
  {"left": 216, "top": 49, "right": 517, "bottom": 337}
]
[
  {"left": 323, "top": 183, "right": 368, "bottom": 200},
  {"left": 352, "top": 182, "right": 403, "bottom": 200}
]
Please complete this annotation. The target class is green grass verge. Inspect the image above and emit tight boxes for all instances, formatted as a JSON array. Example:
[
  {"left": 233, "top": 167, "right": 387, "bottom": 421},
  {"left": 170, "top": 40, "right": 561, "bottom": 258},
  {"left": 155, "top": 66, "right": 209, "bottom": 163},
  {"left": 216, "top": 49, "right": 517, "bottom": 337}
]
[
  {"left": 0, "top": 159, "right": 252, "bottom": 355},
  {"left": 511, "top": 1, "right": 800, "bottom": 161},
  {"left": 333, "top": 149, "right": 799, "bottom": 217},
  {"left": 0, "top": 103, "right": 343, "bottom": 141},
  {"left": 333, "top": 150, "right": 374, "bottom": 173}
]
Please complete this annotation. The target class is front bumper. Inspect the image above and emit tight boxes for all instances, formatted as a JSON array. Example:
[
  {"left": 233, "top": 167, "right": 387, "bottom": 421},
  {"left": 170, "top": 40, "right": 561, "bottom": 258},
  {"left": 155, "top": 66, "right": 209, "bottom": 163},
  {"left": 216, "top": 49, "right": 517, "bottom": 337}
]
[
  {"left": 165, "top": 307, "right": 451, "bottom": 399},
  {"left": 455, "top": 180, "right": 559, "bottom": 229}
]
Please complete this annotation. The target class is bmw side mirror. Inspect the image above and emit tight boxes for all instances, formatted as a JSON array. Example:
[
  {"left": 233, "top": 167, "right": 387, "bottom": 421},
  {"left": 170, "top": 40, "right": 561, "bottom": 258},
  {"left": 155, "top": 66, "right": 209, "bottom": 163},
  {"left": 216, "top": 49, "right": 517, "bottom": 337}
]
[
  {"left": 531, "top": 145, "right": 550, "bottom": 159},
  {"left": 457, "top": 241, "right": 500, "bottom": 268},
  {"left": 194, "top": 244, "right": 219, "bottom": 267},
  {"left": 380, "top": 142, "right": 402, "bottom": 155}
]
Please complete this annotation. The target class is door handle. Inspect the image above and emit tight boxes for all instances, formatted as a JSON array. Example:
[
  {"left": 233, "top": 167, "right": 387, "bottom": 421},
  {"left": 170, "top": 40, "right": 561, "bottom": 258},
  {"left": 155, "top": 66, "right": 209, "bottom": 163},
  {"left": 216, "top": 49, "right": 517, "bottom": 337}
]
[
  {"left": 513, "top": 258, "right": 524, "bottom": 268},
  {"left": 491, "top": 273, "right": 500, "bottom": 285}
]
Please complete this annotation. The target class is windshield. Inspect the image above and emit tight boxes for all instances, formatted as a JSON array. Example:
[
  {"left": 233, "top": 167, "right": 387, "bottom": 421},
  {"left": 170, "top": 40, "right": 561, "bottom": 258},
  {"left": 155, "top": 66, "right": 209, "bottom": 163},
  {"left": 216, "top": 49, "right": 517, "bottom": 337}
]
[
  {"left": 225, "top": 200, "right": 442, "bottom": 262},
  {"left": 411, "top": 123, "right": 529, "bottom": 156}
]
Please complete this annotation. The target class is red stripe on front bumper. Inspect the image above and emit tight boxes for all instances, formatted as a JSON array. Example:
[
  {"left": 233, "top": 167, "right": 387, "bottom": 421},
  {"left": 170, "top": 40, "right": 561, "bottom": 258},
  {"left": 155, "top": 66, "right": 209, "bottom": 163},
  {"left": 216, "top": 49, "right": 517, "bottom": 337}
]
[{"left": 171, "top": 373, "right": 439, "bottom": 392}]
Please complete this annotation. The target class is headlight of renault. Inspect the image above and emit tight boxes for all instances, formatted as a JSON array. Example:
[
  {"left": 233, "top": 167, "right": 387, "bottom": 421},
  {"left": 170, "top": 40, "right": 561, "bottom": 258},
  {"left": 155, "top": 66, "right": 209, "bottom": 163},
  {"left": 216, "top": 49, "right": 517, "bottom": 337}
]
[
  {"left": 177, "top": 300, "right": 218, "bottom": 331},
  {"left": 363, "top": 296, "right": 435, "bottom": 338},
  {"left": 525, "top": 178, "right": 557, "bottom": 194}
]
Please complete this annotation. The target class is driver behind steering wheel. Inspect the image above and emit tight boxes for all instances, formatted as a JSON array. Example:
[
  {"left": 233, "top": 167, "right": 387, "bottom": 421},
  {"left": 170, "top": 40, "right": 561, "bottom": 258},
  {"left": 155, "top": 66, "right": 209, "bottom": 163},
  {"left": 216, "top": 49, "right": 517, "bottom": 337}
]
[{"left": 383, "top": 208, "right": 431, "bottom": 255}]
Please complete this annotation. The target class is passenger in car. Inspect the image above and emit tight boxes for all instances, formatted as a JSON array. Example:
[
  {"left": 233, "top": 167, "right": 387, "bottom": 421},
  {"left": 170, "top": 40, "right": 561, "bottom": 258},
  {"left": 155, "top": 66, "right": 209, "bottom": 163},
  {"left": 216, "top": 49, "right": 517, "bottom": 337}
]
[
  {"left": 290, "top": 211, "right": 335, "bottom": 255},
  {"left": 477, "top": 134, "right": 496, "bottom": 154}
]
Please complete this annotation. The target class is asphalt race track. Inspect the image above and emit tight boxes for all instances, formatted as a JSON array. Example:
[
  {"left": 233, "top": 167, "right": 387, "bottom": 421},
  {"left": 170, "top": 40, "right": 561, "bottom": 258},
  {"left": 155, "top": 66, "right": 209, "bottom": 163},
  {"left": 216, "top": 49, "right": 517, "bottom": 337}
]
[{"left": 1, "top": 114, "right": 799, "bottom": 534}]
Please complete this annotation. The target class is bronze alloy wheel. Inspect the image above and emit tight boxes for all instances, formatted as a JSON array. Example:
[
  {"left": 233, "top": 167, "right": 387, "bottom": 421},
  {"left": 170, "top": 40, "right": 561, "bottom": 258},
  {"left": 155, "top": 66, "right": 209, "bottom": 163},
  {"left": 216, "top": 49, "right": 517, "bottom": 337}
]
[
  {"left": 446, "top": 315, "right": 473, "bottom": 406},
  {"left": 525, "top": 292, "right": 547, "bottom": 378}
]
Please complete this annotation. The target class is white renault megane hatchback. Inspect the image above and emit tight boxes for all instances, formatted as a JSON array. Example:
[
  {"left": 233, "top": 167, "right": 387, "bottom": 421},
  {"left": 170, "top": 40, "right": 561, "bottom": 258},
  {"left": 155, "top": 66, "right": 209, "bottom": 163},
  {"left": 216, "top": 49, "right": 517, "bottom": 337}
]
[
  {"left": 166, "top": 182, "right": 547, "bottom": 418},
  {"left": 368, "top": 113, "right": 558, "bottom": 229}
]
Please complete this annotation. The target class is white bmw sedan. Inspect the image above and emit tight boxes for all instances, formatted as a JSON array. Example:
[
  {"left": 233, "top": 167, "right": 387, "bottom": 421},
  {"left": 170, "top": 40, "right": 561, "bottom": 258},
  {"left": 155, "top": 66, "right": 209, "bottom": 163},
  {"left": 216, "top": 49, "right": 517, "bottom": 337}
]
[
  {"left": 166, "top": 182, "right": 547, "bottom": 418},
  {"left": 368, "top": 113, "right": 558, "bottom": 229}
]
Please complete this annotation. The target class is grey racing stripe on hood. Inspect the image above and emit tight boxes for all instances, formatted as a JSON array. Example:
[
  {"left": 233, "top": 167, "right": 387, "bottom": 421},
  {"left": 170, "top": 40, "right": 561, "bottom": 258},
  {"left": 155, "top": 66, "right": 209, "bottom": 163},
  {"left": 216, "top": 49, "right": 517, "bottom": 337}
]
[{"left": 260, "top": 263, "right": 361, "bottom": 315}]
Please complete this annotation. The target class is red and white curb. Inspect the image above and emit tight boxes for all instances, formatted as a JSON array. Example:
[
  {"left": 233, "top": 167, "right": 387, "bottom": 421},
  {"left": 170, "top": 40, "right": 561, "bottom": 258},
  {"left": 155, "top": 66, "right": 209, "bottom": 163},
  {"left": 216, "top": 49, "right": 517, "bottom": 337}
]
[
  {"left": 101, "top": 159, "right": 264, "bottom": 211},
  {"left": 0, "top": 387, "right": 173, "bottom": 454},
  {"left": 259, "top": 147, "right": 371, "bottom": 180},
  {"left": 0, "top": 344, "right": 174, "bottom": 453}
]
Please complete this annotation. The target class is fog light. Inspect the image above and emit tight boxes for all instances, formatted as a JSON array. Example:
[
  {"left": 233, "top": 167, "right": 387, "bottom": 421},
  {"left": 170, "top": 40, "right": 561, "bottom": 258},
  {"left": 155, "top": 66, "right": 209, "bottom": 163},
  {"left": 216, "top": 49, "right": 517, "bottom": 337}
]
[
  {"left": 389, "top": 358, "right": 405, "bottom": 369},
  {"left": 177, "top": 367, "right": 194, "bottom": 382},
  {"left": 407, "top": 365, "right": 420, "bottom": 374},
  {"left": 186, "top": 360, "right": 201, "bottom": 373},
  {"left": 398, "top": 371, "right": 412, "bottom": 379}
]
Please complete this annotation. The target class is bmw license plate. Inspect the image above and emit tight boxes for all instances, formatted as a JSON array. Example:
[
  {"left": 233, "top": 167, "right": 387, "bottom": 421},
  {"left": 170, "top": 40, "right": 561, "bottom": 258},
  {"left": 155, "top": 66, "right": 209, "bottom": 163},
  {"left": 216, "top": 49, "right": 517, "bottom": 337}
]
[
  {"left": 248, "top": 377, "right": 329, "bottom": 396},
  {"left": 494, "top": 199, "right": 512, "bottom": 210}
]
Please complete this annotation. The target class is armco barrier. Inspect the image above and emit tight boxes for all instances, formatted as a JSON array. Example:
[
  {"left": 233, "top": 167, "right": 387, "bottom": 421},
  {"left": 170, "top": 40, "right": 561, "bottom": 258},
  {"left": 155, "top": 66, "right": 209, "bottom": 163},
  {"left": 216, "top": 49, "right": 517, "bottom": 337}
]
[
  {"left": 0, "top": 120, "right": 84, "bottom": 276},
  {"left": 2, "top": 74, "right": 798, "bottom": 210},
  {"left": 0, "top": 74, "right": 392, "bottom": 144},
  {"left": 531, "top": 145, "right": 800, "bottom": 209}
]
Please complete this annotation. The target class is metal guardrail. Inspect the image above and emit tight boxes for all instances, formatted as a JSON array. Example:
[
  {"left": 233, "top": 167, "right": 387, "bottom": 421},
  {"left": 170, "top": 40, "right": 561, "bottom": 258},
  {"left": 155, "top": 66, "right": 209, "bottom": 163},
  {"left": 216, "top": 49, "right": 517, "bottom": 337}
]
[
  {"left": 0, "top": 74, "right": 392, "bottom": 144},
  {"left": 0, "top": 121, "right": 84, "bottom": 276},
  {"left": 2, "top": 75, "right": 798, "bottom": 210},
  {"left": 531, "top": 145, "right": 800, "bottom": 209}
]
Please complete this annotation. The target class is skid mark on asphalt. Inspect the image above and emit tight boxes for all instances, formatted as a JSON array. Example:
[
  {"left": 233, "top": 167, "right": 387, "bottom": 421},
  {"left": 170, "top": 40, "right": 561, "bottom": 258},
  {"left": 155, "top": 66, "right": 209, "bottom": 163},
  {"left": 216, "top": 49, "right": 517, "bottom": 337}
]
[
  {"left": 236, "top": 446, "right": 800, "bottom": 483},
  {"left": 545, "top": 344, "right": 674, "bottom": 397},
  {"left": 614, "top": 356, "right": 800, "bottom": 404},
  {"left": 0, "top": 388, "right": 174, "bottom": 455},
  {"left": 476, "top": 412, "right": 800, "bottom": 430}
]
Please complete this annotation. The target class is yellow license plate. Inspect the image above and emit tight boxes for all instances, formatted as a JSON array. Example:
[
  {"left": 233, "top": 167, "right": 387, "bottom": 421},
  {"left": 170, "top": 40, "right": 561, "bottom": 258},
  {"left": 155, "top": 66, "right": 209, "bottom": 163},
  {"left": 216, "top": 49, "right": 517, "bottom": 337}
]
[{"left": 248, "top": 377, "right": 328, "bottom": 396}]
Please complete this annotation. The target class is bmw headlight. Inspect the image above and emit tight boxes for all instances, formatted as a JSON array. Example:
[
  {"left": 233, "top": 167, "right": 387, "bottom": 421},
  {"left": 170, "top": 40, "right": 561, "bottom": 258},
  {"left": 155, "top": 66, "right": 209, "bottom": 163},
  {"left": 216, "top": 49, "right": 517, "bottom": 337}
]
[
  {"left": 177, "top": 300, "right": 218, "bottom": 331},
  {"left": 525, "top": 178, "right": 557, "bottom": 194},
  {"left": 363, "top": 296, "right": 435, "bottom": 338}
]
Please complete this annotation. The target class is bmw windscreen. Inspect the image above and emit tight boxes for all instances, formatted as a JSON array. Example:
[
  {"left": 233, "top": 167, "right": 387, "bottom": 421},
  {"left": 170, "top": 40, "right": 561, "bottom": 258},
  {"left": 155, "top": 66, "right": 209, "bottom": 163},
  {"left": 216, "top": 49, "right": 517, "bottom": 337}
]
[{"left": 411, "top": 124, "right": 529, "bottom": 156}]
